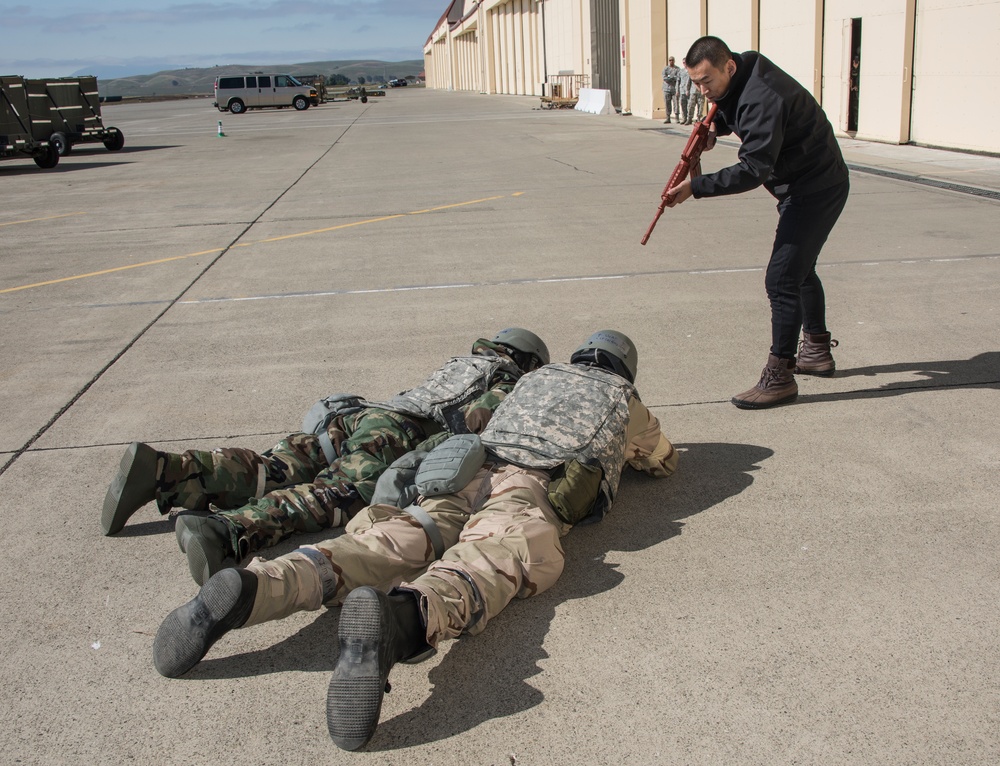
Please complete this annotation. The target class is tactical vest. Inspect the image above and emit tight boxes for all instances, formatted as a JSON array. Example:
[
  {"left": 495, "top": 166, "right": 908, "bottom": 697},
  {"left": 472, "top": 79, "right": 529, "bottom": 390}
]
[
  {"left": 481, "top": 363, "right": 636, "bottom": 520},
  {"left": 370, "top": 354, "right": 520, "bottom": 431}
]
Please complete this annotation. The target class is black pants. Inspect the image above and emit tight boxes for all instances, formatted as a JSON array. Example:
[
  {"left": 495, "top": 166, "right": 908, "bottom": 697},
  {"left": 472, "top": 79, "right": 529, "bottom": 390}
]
[{"left": 766, "top": 179, "right": 850, "bottom": 358}]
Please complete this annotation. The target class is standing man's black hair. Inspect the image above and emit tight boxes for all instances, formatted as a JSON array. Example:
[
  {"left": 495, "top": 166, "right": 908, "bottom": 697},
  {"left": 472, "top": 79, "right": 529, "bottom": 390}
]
[{"left": 685, "top": 36, "right": 733, "bottom": 70}]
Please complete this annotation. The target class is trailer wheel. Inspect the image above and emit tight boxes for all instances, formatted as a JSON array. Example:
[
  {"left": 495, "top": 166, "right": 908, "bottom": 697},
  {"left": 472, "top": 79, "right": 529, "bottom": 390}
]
[
  {"left": 293, "top": 95, "right": 309, "bottom": 111},
  {"left": 228, "top": 99, "right": 246, "bottom": 114},
  {"left": 50, "top": 132, "right": 71, "bottom": 156},
  {"left": 360, "top": 96, "right": 368, "bottom": 103},
  {"left": 103, "top": 128, "right": 125, "bottom": 151},
  {"left": 34, "top": 146, "right": 59, "bottom": 169}
]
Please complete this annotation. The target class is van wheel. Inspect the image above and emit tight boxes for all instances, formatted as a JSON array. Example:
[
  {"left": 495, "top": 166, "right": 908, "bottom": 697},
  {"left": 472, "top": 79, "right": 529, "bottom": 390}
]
[
  {"left": 34, "top": 146, "right": 59, "bottom": 169},
  {"left": 50, "top": 132, "right": 71, "bottom": 156},
  {"left": 103, "top": 128, "right": 125, "bottom": 151},
  {"left": 293, "top": 96, "right": 309, "bottom": 111},
  {"left": 229, "top": 99, "right": 246, "bottom": 114}
]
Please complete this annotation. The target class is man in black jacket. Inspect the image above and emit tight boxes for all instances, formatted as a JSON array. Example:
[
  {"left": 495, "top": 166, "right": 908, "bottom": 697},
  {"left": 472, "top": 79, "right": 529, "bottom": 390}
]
[{"left": 665, "top": 36, "right": 850, "bottom": 409}]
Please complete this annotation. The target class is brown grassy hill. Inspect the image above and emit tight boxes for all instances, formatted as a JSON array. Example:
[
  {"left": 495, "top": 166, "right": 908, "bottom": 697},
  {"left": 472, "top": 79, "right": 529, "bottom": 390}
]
[{"left": 98, "top": 60, "right": 424, "bottom": 97}]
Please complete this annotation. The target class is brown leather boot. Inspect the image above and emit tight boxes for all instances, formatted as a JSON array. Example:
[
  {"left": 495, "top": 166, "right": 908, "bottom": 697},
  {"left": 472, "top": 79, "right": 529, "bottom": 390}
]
[
  {"left": 795, "top": 332, "right": 839, "bottom": 377},
  {"left": 732, "top": 354, "right": 798, "bottom": 409}
]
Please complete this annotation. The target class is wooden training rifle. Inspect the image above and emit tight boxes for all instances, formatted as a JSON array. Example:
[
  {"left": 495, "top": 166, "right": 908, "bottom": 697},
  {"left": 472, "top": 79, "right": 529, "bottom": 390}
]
[{"left": 640, "top": 102, "right": 719, "bottom": 246}]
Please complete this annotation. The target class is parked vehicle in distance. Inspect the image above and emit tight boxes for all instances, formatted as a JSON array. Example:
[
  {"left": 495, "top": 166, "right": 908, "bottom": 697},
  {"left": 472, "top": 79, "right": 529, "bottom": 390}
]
[
  {"left": 388, "top": 78, "right": 409, "bottom": 87},
  {"left": 213, "top": 74, "right": 318, "bottom": 113}
]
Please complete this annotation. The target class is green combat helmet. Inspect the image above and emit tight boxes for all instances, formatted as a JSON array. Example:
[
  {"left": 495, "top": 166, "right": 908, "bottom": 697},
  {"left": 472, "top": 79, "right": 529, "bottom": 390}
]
[
  {"left": 569, "top": 330, "right": 638, "bottom": 382},
  {"left": 491, "top": 327, "right": 550, "bottom": 372}
]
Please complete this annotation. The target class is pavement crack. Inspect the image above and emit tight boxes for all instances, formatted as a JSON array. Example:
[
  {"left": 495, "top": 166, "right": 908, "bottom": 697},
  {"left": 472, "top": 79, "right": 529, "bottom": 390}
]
[{"left": 547, "top": 156, "right": 595, "bottom": 174}]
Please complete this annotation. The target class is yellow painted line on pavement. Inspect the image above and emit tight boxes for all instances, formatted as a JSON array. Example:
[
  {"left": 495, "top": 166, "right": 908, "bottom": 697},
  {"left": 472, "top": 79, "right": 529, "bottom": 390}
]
[
  {"left": 0, "top": 193, "right": 523, "bottom": 295},
  {"left": 253, "top": 214, "right": 408, "bottom": 243},
  {"left": 0, "top": 249, "right": 225, "bottom": 295},
  {"left": 406, "top": 195, "right": 506, "bottom": 215},
  {"left": 0, "top": 212, "right": 87, "bottom": 228},
  {"left": 251, "top": 195, "right": 509, "bottom": 243}
]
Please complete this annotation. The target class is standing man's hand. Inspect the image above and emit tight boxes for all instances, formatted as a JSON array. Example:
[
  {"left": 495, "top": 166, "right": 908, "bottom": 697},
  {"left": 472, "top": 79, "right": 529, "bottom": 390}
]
[{"left": 665, "top": 179, "right": 694, "bottom": 207}]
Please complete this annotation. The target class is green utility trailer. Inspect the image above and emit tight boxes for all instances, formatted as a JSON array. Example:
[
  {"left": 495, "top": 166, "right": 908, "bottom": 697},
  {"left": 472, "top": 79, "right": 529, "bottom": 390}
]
[
  {"left": 1, "top": 75, "right": 59, "bottom": 169},
  {"left": 25, "top": 76, "right": 124, "bottom": 155}
]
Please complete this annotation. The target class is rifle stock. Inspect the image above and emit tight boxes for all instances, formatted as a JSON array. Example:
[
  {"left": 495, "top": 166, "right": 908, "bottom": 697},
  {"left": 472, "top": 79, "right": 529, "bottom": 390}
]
[{"left": 640, "top": 102, "right": 718, "bottom": 246}]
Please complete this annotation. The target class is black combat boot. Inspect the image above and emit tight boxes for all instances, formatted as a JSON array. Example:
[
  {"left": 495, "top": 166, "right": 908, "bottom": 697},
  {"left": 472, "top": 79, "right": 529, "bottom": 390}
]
[
  {"left": 732, "top": 354, "right": 798, "bottom": 409},
  {"left": 101, "top": 442, "right": 159, "bottom": 535},
  {"left": 152, "top": 568, "right": 258, "bottom": 678},
  {"left": 175, "top": 514, "right": 248, "bottom": 586},
  {"left": 326, "top": 587, "right": 430, "bottom": 751},
  {"left": 795, "top": 331, "right": 839, "bottom": 376}
]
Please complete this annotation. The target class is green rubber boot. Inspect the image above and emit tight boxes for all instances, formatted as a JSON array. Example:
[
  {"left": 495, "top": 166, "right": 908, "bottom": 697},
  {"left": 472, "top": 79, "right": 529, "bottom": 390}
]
[{"left": 101, "top": 442, "right": 158, "bottom": 535}]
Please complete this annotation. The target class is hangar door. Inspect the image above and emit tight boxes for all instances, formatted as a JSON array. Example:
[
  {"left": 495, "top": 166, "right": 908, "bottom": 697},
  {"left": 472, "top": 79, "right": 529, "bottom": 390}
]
[
  {"left": 909, "top": 0, "right": 1000, "bottom": 154},
  {"left": 590, "top": 0, "right": 621, "bottom": 108}
]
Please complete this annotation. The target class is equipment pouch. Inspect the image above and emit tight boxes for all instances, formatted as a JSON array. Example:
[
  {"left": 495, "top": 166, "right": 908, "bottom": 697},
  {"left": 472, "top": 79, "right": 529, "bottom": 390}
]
[
  {"left": 415, "top": 433, "right": 486, "bottom": 496},
  {"left": 369, "top": 432, "right": 450, "bottom": 508},
  {"left": 546, "top": 459, "right": 603, "bottom": 525},
  {"left": 301, "top": 393, "right": 367, "bottom": 463}
]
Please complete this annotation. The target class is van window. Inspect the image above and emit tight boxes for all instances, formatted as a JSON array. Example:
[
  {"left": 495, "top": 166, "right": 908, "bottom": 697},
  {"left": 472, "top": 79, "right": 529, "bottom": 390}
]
[
  {"left": 245, "top": 76, "right": 257, "bottom": 88},
  {"left": 275, "top": 75, "right": 293, "bottom": 87},
  {"left": 218, "top": 77, "right": 244, "bottom": 89},
  {"left": 258, "top": 76, "right": 271, "bottom": 88}
]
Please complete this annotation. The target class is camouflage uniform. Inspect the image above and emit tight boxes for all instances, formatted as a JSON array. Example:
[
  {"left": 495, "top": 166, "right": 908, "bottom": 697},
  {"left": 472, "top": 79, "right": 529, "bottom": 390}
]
[
  {"left": 662, "top": 63, "right": 680, "bottom": 120},
  {"left": 687, "top": 77, "right": 705, "bottom": 123},
  {"left": 678, "top": 67, "right": 692, "bottom": 123},
  {"left": 238, "top": 363, "right": 678, "bottom": 650},
  {"left": 153, "top": 341, "right": 523, "bottom": 559}
]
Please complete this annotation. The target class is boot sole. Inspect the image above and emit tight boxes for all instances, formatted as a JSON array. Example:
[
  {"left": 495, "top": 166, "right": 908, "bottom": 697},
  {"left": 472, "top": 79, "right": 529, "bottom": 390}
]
[
  {"left": 731, "top": 392, "right": 798, "bottom": 410},
  {"left": 795, "top": 367, "right": 836, "bottom": 378},
  {"left": 101, "top": 442, "right": 157, "bottom": 535},
  {"left": 327, "top": 589, "right": 387, "bottom": 751},
  {"left": 152, "top": 568, "right": 245, "bottom": 678}
]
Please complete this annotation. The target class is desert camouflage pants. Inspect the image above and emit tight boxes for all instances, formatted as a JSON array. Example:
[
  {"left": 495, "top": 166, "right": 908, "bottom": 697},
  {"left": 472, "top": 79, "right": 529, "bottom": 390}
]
[
  {"left": 154, "top": 409, "right": 433, "bottom": 555},
  {"left": 242, "top": 462, "right": 569, "bottom": 648}
]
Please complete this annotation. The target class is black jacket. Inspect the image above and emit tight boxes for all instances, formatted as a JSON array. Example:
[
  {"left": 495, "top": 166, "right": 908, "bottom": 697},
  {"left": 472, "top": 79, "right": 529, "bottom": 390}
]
[{"left": 691, "top": 51, "right": 849, "bottom": 199}]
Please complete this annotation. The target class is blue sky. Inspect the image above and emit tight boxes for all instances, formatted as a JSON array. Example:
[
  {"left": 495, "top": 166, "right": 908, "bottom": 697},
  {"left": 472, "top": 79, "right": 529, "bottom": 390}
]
[{"left": 1, "top": 1, "right": 446, "bottom": 78}]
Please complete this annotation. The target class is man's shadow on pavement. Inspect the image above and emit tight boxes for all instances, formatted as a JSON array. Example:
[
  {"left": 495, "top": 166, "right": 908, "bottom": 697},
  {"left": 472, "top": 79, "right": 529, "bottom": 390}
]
[
  {"left": 800, "top": 351, "right": 1000, "bottom": 403},
  {"left": 366, "top": 441, "right": 774, "bottom": 750}
]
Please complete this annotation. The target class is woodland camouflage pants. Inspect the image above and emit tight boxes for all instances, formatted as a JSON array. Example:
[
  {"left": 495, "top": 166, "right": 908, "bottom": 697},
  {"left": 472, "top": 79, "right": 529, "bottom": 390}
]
[{"left": 154, "top": 408, "right": 435, "bottom": 556}]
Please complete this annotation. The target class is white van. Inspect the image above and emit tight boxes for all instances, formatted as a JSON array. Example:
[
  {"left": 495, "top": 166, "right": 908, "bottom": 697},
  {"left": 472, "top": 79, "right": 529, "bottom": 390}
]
[{"left": 213, "top": 74, "right": 318, "bottom": 113}]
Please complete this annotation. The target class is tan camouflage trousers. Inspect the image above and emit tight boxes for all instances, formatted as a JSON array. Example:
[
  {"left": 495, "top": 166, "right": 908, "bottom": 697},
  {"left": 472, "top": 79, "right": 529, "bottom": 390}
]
[
  {"left": 155, "top": 409, "right": 432, "bottom": 556},
  {"left": 243, "top": 462, "right": 569, "bottom": 648}
]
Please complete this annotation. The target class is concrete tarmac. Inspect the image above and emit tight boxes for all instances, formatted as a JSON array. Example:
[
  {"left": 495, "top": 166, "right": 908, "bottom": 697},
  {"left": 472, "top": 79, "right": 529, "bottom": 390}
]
[{"left": 2, "top": 89, "right": 998, "bottom": 765}]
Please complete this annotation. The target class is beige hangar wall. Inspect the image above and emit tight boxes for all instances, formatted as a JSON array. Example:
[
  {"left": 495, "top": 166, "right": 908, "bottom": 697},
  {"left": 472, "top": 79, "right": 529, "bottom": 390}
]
[
  {"left": 758, "top": 0, "right": 823, "bottom": 101},
  {"left": 910, "top": 0, "right": 1000, "bottom": 153},
  {"left": 539, "top": 0, "right": 589, "bottom": 83},
  {"left": 425, "top": 0, "right": 998, "bottom": 153},
  {"left": 482, "top": 0, "right": 544, "bottom": 96},
  {"left": 666, "top": 1, "right": 702, "bottom": 67},
  {"left": 707, "top": 0, "right": 754, "bottom": 53},
  {"left": 621, "top": 0, "right": 665, "bottom": 118}
]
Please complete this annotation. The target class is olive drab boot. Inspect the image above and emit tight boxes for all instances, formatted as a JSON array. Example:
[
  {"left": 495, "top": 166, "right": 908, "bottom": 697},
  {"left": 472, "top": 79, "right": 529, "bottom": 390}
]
[
  {"left": 102, "top": 442, "right": 159, "bottom": 535},
  {"left": 795, "top": 331, "right": 839, "bottom": 377},
  {"left": 326, "top": 587, "right": 431, "bottom": 751},
  {"left": 732, "top": 354, "right": 798, "bottom": 409},
  {"left": 175, "top": 514, "right": 249, "bottom": 586},
  {"left": 153, "top": 568, "right": 258, "bottom": 678}
]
